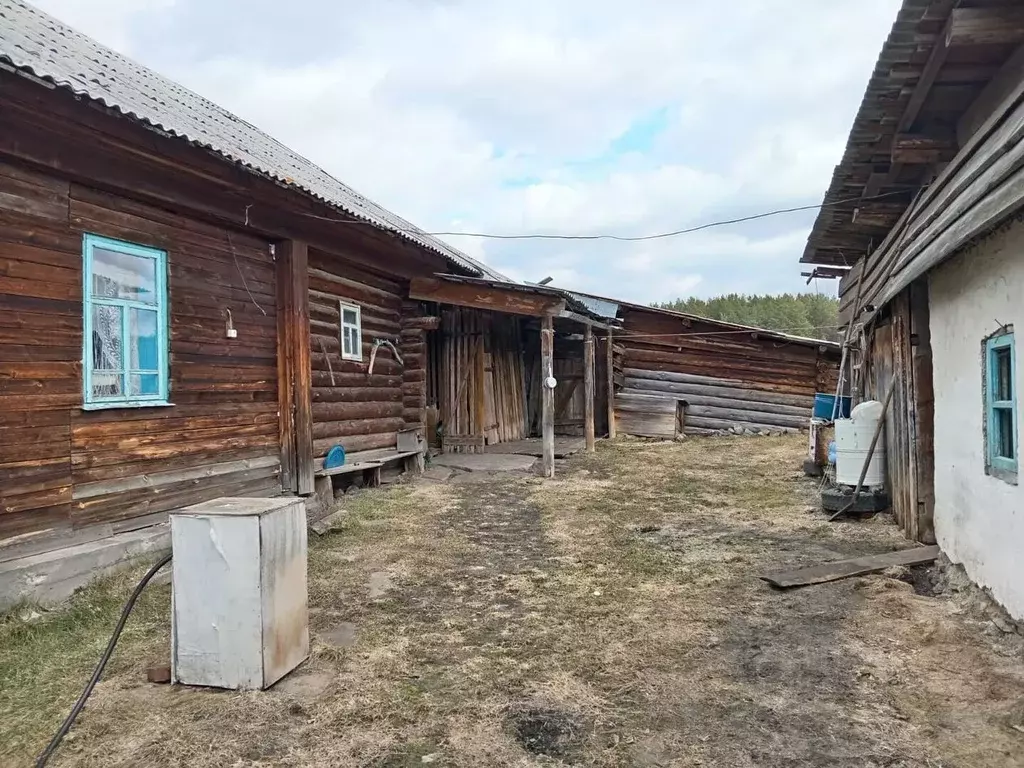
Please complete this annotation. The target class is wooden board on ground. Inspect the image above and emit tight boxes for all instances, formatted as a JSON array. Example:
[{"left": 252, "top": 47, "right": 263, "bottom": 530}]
[
  {"left": 485, "top": 437, "right": 586, "bottom": 459},
  {"left": 760, "top": 545, "right": 941, "bottom": 589}
]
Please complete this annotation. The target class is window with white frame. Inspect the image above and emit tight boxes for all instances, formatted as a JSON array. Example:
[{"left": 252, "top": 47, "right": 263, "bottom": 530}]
[
  {"left": 339, "top": 301, "right": 362, "bottom": 361},
  {"left": 83, "top": 234, "right": 170, "bottom": 408},
  {"left": 985, "top": 328, "right": 1017, "bottom": 481}
]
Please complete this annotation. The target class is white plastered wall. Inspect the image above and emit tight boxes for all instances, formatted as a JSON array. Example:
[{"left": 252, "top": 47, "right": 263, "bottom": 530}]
[{"left": 929, "top": 216, "right": 1024, "bottom": 620}]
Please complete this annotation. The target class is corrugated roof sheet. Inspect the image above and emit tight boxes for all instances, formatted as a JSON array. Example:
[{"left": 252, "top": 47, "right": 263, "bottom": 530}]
[
  {"left": 0, "top": 0, "right": 506, "bottom": 279},
  {"left": 569, "top": 290, "right": 839, "bottom": 349},
  {"left": 565, "top": 291, "right": 620, "bottom": 320}
]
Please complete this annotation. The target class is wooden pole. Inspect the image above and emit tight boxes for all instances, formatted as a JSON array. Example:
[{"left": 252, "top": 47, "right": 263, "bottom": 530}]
[
  {"left": 606, "top": 331, "right": 616, "bottom": 439},
  {"left": 279, "top": 240, "right": 313, "bottom": 495},
  {"left": 584, "top": 324, "right": 596, "bottom": 453},
  {"left": 276, "top": 243, "right": 298, "bottom": 493},
  {"left": 541, "top": 315, "right": 555, "bottom": 478}
]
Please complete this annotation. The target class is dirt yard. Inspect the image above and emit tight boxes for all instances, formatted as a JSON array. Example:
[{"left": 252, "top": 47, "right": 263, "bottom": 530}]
[{"left": 3, "top": 435, "right": 1024, "bottom": 767}]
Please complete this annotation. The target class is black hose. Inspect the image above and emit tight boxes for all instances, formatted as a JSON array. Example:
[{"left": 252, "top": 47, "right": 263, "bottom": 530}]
[{"left": 35, "top": 552, "right": 173, "bottom": 768}]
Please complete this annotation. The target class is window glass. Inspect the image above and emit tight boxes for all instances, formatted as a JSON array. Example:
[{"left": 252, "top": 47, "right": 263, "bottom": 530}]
[
  {"left": 92, "top": 246, "right": 157, "bottom": 304},
  {"left": 83, "top": 235, "right": 168, "bottom": 408}
]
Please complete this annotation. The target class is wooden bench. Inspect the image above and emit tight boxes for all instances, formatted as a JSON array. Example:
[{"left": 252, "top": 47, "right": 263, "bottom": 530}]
[{"left": 312, "top": 428, "right": 426, "bottom": 511}]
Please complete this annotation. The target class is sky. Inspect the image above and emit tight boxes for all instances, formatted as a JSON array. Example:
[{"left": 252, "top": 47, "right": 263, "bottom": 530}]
[{"left": 32, "top": 0, "right": 900, "bottom": 305}]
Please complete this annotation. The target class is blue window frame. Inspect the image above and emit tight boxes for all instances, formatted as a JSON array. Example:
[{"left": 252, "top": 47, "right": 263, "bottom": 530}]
[
  {"left": 82, "top": 234, "right": 170, "bottom": 409},
  {"left": 985, "top": 330, "right": 1017, "bottom": 479}
]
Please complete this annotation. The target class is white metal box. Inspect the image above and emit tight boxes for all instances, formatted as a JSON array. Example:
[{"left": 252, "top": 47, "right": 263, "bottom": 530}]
[{"left": 170, "top": 497, "right": 309, "bottom": 690}]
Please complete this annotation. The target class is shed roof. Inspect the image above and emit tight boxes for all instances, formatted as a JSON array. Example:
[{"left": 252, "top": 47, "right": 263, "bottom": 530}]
[
  {"left": 801, "top": 0, "right": 1023, "bottom": 269},
  {"left": 0, "top": 0, "right": 505, "bottom": 279},
  {"left": 425, "top": 275, "right": 608, "bottom": 322},
  {"left": 567, "top": 290, "right": 840, "bottom": 350}
]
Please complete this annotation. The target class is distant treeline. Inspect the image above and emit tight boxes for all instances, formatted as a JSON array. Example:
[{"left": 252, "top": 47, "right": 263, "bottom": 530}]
[{"left": 655, "top": 293, "right": 840, "bottom": 342}]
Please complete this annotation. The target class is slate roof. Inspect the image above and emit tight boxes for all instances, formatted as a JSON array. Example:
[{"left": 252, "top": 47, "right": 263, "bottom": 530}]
[{"left": 0, "top": 0, "right": 506, "bottom": 279}]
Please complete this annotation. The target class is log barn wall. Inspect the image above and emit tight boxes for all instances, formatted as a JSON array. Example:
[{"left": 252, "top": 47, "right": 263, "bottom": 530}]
[
  {"left": 614, "top": 306, "right": 840, "bottom": 437},
  {"left": 0, "top": 159, "right": 281, "bottom": 557}
]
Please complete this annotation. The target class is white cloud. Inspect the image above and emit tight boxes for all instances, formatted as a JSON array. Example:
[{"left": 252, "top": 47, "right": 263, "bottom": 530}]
[{"left": 28, "top": 0, "right": 901, "bottom": 301}]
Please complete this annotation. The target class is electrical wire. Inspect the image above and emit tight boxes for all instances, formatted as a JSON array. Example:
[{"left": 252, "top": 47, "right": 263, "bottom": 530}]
[
  {"left": 292, "top": 189, "right": 909, "bottom": 242},
  {"left": 226, "top": 233, "right": 267, "bottom": 316},
  {"left": 35, "top": 553, "right": 173, "bottom": 768}
]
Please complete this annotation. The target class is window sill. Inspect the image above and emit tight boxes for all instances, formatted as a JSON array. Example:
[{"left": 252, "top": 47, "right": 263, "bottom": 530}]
[
  {"left": 986, "top": 464, "right": 1018, "bottom": 486},
  {"left": 81, "top": 401, "right": 175, "bottom": 412}
]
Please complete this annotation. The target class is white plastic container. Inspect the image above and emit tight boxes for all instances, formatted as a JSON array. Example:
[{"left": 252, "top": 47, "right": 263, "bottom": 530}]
[
  {"left": 170, "top": 497, "right": 309, "bottom": 690},
  {"left": 834, "top": 400, "right": 886, "bottom": 487}
]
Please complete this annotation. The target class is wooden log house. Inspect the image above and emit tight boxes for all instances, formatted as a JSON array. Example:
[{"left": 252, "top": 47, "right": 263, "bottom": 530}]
[
  {"left": 800, "top": 0, "right": 1024, "bottom": 619},
  {"left": 0, "top": 1, "right": 611, "bottom": 592},
  {"left": 0, "top": 1, "right": 515, "bottom": 573},
  {"left": 567, "top": 293, "right": 841, "bottom": 439}
]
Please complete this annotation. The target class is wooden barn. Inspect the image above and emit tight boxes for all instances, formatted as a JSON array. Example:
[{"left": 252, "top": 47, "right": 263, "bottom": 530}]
[
  {"left": 409, "top": 276, "right": 610, "bottom": 473},
  {"left": 800, "top": 0, "right": 1024, "bottom": 619},
  {"left": 568, "top": 294, "right": 841, "bottom": 440},
  {"left": 0, "top": 0, "right": 511, "bottom": 603}
]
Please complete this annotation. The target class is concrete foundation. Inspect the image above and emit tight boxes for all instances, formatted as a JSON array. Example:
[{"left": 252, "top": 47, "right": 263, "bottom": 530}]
[{"left": 0, "top": 524, "right": 170, "bottom": 611}]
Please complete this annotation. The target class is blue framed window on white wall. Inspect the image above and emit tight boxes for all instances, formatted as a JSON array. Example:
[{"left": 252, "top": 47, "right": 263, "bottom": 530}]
[
  {"left": 82, "top": 234, "right": 170, "bottom": 409},
  {"left": 985, "top": 329, "right": 1017, "bottom": 480}
]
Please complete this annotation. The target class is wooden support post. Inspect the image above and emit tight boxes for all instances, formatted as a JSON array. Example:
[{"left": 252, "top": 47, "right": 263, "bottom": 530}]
[
  {"left": 279, "top": 240, "right": 314, "bottom": 495},
  {"left": 584, "top": 324, "right": 596, "bottom": 453},
  {"left": 541, "top": 315, "right": 555, "bottom": 478},
  {"left": 606, "top": 331, "right": 616, "bottom": 439},
  {"left": 276, "top": 244, "right": 298, "bottom": 493},
  {"left": 475, "top": 333, "right": 486, "bottom": 445}
]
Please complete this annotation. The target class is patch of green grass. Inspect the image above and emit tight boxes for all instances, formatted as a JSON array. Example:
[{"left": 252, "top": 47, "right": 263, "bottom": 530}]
[{"left": 0, "top": 558, "right": 171, "bottom": 763}]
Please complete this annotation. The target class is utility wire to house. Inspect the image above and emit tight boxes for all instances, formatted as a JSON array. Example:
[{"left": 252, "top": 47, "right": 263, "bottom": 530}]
[{"left": 291, "top": 189, "right": 907, "bottom": 242}]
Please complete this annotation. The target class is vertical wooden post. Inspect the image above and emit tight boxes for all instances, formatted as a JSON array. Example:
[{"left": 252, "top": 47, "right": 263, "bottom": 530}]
[
  {"left": 475, "top": 331, "right": 486, "bottom": 449},
  {"left": 276, "top": 244, "right": 297, "bottom": 493},
  {"left": 584, "top": 323, "right": 596, "bottom": 453},
  {"left": 606, "top": 330, "right": 616, "bottom": 439},
  {"left": 541, "top": 315, "right": 555, "bottom": 478},
  {"left": 279, "top": 240, "right": 313, "bottom": 496}
]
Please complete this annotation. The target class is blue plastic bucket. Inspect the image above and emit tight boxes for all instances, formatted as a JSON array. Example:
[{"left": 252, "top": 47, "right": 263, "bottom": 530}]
[{"left": 813, "top": 393, "right": 851, "bottom": 420}]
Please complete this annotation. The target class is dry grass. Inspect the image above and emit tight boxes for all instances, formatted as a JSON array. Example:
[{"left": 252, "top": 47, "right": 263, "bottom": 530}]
[{"left": 2, "top": 435, "right": 1023, "bottom": 767}]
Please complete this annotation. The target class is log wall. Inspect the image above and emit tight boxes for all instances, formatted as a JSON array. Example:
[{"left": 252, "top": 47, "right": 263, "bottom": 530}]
[
  {"left": 0, "top": 160, "right": 281, "bottom": 557},
  {"left": 614, "top": 306, "right": 840, "bottom": 436},
  {"left": 308, "top": 249, "right": 409, "bottom": 463}
]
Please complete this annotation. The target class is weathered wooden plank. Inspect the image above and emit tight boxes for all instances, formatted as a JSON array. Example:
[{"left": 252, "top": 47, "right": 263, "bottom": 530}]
[
  {"left": 72, "top": 456, "right": 280, "bottom": 500},
  {"left": 623, "top": 370, "right": 815, "bottom": 407},
  {"left": 683, "top": 416, "right": 799, "bottom": 434},
  {"left": 682, "top": 404, "right": 807, "bottom": 430},
  {"left": 946, "top": 7, "right": 1024, "bottom": 47},
  {"left": 312, "top": 386, "right": 402, "bottom": 403},
  {"left": 583, "top": 324, "right": 596, "bottom": 452},
  {"left": 891, "top": 133, "right": 958, "bottom": 164},
  {"left": 624, "top": 387, "right": 810, "bottom": 418},
  {"left": 311, "top": 416, "right": 406, "bottom": 440},
  {"left": 313, "top": 431, "right": 398, "bottom": 458},
  {"left": 605, "top": 332, "right": 616, "bottom": 439},
  {"left": 411, "top": 277, "right": 566, "bottom": 318},
  {"left": 614, "top": 393, "right": 678, "bottom": 414},
  {"left": 760, "top": 546, "right": 941, "bottom": 588},
  {"left": 615, "top": 409, "right": 677, "bottom": 440},
  {"left": 541, "top": 315, "right": 555, "bottom": 477}
]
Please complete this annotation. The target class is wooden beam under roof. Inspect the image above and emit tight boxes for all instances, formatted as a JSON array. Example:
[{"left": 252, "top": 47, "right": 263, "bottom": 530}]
[
  {"left": 891, "top": 133, "right": 958, "bottom": 164},
  {"left": 864, "top": 6, "right": 956, "bottom": 200},
  {"left": 409, "top": 277, "right": 566, "bottom": 317},
  {"left": 946, "top": 7, "right": 1024, "bottom": 47}
]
